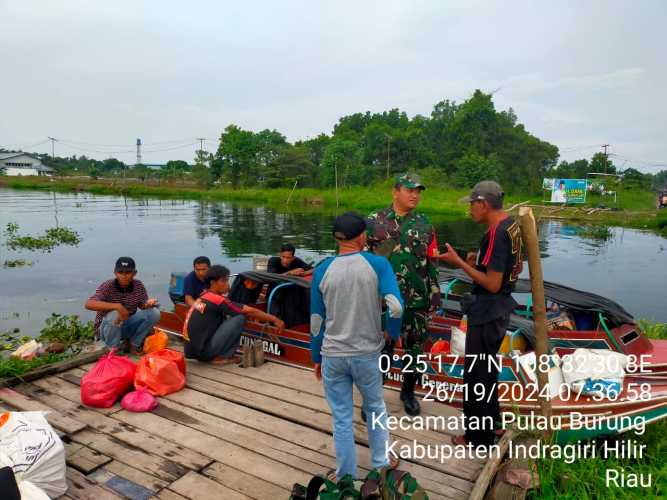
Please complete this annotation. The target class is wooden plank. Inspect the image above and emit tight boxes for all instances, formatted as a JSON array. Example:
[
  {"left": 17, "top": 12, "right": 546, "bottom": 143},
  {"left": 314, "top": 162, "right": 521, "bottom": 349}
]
[
  {"left": 70, "top": 429, "right": 188, "bottom": 483},
  {"left": 113, "top": 409, "right": 311, "bottom": 491},
  {"left": 151, "top": 398, "right": 332, "bottom": 475},
  {"left": 168, "top": 471, "right": 252, "bottom": 500},
  {"left": 0, "top": 387, "right": 87, "bottom": 434},
  {"left": 203, "top": 461, "right": 289, "bottom": 499},
  {"left": 217, "top": 361, "right": 461, "bottom": 434},
  {"left": 0, "top": 348, "right": 107, "bottom": 388},
  {"left": 60, "top": 364, "right": 472, "bottom": 498},
  {"left": 65, "top": 468, "right": 123, "bottom": 500},
  {"left": 162, "top": 375, "right": 473, "bottom": 498},
  {"left": 468, "top": 430, "right": 514, "bottom": 500},
  {"left": 56, "top": 370, "right": 316, "bottom": 492},
  {"left": 153, "top": 489, "right": 189, "bottom": 500},
  {"left": 153, "top": 488, "right": 189, "bottom": 500},
  {"left": 188, "top": 362, "right": 464, "bottom": 447},
  {"left": 65, "top": 442, "right": 112, "bottom": 474},
  {"left": 179, "top": 371, "right": 480, "bottom": 480},
  {"left": 104, "top": 460, "right": 171, "bottom": 493},
  {"left": 25, "top": 379, "right": 211, "bottom": 471}
]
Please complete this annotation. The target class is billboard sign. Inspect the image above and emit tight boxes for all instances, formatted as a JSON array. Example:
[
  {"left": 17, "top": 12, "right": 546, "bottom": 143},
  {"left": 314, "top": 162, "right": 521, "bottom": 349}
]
[{"left": 543, "top": 178, "right": 587, "bottom": 204}]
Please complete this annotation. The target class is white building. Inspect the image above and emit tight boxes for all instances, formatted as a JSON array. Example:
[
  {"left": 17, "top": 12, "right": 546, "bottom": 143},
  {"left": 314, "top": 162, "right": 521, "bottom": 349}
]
[{"left": 0, "top": 152, "right": 54, "bottom": 176}]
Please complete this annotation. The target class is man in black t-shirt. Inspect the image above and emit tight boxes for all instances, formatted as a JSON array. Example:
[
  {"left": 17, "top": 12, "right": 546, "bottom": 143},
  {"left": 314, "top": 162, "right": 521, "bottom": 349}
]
[
  {"left": 438, "top": 181, "right": 522, "bottom": 447},
  {"left": 267, "top": 243, "right": 313, "bottom": 277},
  {"left": 183, "top": 265, "right": 285, "bottom": 364}
]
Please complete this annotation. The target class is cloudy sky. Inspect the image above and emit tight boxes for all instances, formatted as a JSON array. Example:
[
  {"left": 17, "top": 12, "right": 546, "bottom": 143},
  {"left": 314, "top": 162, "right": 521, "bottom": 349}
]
[{"left": 1, "top": 0, "right": 665, "bottom": 172}]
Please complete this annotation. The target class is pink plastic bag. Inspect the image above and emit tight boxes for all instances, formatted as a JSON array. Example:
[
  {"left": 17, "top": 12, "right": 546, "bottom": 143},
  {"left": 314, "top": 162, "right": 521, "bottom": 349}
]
[
  {"left": 121, "top": 388, "right": 159, "bottom": 412},
  {"left": 81, "top": 349, "right": 136, "bottom": 408}
]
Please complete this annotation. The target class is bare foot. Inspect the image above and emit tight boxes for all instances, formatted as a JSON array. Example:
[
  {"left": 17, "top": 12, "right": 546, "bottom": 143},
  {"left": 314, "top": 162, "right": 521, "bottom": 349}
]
[{"left": 211, "top": 356, "right": 240, "bottom": 365}]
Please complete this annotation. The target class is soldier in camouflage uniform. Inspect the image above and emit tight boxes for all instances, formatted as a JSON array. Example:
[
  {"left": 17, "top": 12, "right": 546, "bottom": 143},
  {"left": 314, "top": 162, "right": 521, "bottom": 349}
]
[{"left": 366, "top": 173, "right": 441, "bottom": 416}]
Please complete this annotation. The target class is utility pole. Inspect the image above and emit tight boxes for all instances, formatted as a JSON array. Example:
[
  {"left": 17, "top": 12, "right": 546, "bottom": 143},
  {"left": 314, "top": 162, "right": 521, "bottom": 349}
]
[
  {"left": 601, "top": 144, "right": 610, "bottom": 174},
  {"left": 197, "top": 138, "right": 206, "bottom": 152},
  {"left": 47, "top": 137, "right": 56, "bottom": 160}
]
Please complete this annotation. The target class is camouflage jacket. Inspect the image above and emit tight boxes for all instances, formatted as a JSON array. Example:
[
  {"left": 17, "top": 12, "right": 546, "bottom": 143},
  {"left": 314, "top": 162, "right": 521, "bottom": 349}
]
[{"left": 366, "top": 205, "right": 441, "bottom": 310}]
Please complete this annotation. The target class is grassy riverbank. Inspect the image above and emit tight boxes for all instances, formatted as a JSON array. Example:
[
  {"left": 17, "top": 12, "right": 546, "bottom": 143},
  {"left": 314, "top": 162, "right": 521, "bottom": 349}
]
[{"left": 2, "top": 176, "right": 666, "bottom": 234}]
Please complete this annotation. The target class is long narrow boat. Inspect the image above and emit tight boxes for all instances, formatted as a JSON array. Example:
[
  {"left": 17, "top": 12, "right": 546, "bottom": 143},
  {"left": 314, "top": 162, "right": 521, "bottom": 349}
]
[{"left": 158, "top": 270, "right": 667, "bottom": 442}]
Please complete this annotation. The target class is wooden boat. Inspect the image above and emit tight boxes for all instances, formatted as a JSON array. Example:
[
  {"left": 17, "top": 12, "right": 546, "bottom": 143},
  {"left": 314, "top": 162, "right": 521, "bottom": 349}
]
[{"left": 159, "top": 270, "right": 667, "bottom": 442}]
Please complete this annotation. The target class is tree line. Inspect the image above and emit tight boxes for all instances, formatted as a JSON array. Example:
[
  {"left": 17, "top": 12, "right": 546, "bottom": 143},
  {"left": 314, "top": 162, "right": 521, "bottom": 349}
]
[{"left": 3, "top": 90, "right": 666, "bottom": 193}]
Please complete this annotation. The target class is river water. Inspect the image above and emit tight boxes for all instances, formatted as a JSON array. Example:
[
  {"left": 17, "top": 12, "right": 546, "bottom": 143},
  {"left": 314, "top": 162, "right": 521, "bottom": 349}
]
[{"left": 1, "top": 187, "right": 665, "bottom": 335}]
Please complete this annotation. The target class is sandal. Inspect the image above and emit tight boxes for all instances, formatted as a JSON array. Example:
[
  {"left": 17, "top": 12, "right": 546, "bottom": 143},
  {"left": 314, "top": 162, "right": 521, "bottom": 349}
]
[{"left": 451, "top": 435, "right": 467, "bottom": 446}]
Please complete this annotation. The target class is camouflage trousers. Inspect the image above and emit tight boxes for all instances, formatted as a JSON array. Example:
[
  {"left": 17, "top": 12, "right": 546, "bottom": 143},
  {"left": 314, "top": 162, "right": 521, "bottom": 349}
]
[{"left": 401, "top": 308, "right": 430, "bottom": 357}]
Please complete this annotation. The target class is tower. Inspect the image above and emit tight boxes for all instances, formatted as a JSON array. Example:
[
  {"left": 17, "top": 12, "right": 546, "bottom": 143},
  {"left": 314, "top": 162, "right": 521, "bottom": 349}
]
[{"left": 136, "top": 138, "right": 142, "bottom": 166}]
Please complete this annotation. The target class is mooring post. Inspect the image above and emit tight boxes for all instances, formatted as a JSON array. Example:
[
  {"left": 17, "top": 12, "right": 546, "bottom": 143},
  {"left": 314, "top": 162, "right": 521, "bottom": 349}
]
[{"left": 518, "top": 207, "right": 553, "bottom": 432}]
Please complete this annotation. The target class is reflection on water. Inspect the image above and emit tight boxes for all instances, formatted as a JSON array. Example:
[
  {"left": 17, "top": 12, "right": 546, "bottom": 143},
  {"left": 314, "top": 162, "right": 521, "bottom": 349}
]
[{"left": 1, "top": 187, "right": 666, "bottom": 335}]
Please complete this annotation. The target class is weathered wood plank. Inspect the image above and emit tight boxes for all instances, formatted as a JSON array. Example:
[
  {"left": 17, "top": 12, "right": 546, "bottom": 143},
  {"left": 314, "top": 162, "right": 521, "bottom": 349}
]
[
  {"left": 65, "top": 468, "right": 123, "bottom": 500},
  {"left": 215, "top": 359, "right": 463, "bottom": 431},
  {"left": 24, "top": 379, "right": 211, "bottom": 471},
  {"left": 168, "top": 471, "right": 252, "bottom": 500},
  {"left": 203, "top": 461, "right": 290, "bottom": 499},
  {"left": 65, "top": 442, "right": 112, "bottom": 474},
  {"left": 0, "top": 387, "right": 87, "bottom": 434},
  {"left": 70, "top": 429, "right": 188, "bottom": 483},
  {"left": 113, "top": 409, "right": 311, "bottom": 491},
  {"left": 161, "top": 376, "right": 472, "bottom": 497},
  {"left": 151, "top": 398, "right": 331, "bottom": 475},
  {"left": 188, "top": 363, "right": 465, "bottom": 450},
  {"left": 152, "top": 489, "right": 189, "bottom": 500},
  {"left": 56, "top": 370, "right": 317, "bottom": 492},
  {"left": 104, "top": 460, "right": 170, "bottom": 493},
  {"left": 178, "top": 370, "right": 479, "bottom": 482}
]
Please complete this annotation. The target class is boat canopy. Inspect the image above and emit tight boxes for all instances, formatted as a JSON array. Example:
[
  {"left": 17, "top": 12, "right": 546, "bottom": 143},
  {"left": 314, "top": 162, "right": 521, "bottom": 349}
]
[
  {"left": 232, "top": 271, "right": 311, "bottom": 288},
  {"left": 438, "top": 268, "right": 635, "bottom": 325},
  {"left": 229, "top": 271, "right": 311, "bottom": 328}
]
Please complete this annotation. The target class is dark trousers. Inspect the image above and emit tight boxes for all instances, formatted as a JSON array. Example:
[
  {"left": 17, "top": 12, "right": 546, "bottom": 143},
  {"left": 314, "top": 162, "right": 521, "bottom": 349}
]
[
  {"left": 463, "top": 314, "right": 509, "bottom": 446},
  {"left": 187, "top": 315, "right": 245, "bottom": 362}
]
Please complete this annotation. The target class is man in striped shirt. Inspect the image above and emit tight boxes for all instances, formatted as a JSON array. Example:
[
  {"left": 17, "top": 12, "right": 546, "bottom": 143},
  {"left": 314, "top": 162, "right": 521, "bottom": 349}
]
[
  {"left": 437, "top": 181, "right": 523, "bottom": 448},
  {"left": 85, "top": 257, "right": 160, "bottom": 355}
]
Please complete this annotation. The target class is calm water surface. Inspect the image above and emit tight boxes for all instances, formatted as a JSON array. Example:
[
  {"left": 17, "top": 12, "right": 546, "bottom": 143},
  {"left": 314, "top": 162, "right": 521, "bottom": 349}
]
[{"left": 1, "top": 187, "right": 665, "bottom": 335}]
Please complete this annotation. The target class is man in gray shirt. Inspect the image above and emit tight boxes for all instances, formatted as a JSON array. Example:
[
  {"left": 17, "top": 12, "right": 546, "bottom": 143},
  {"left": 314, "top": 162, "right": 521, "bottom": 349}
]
[{"left": 311, "top": 212, "right": 403, "bottom": 480}]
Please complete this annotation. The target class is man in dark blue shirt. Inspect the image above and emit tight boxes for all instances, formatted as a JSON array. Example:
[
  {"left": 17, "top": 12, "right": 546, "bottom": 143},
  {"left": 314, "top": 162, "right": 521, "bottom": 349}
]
[{"left": 183, "top": 256, "right": 210, "bottom": 306}]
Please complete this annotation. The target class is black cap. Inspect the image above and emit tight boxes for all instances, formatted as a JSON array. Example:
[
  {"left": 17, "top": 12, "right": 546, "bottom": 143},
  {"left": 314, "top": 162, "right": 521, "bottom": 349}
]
[
  {"left": 333, "top": 212, "right": 367, "bottom": 241},
  {"left": 114, "top": 256, "right": 136, "bottom": 272},
  {"left": 460, "top": 181, "right": 504, "bottom": 204}
]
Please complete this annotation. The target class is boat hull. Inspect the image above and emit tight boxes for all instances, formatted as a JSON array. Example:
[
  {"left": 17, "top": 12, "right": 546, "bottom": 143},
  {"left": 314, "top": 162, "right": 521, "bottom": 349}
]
[{"left": 158, "top": 305, "right": 667, "bottom": 442}]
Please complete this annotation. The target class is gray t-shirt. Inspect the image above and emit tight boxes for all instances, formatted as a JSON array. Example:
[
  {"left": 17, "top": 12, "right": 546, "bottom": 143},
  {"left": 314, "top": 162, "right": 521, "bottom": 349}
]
[{"left": 310, "top": 251, "right": 403, "bottom": 363}]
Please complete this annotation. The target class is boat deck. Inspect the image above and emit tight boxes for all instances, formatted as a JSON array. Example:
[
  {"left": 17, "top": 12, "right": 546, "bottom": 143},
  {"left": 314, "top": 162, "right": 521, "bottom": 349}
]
[{"left": 0, "top": 355, "right": 483, "bottom": 500}]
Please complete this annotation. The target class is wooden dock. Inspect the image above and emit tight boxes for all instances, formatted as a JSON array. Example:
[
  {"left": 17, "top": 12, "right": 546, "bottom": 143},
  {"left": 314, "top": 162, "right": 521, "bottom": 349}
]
[{"left": 0, "top": 355, "right": 483, "bottom": 499}]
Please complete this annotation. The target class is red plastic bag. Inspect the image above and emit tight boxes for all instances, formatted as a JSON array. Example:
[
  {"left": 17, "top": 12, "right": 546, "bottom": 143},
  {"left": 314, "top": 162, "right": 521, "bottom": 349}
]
[
  {"left": 81, "top": 349, "right": 136, "bottom": 408},
  {"left": 430, "top": 339, "right": 450, "bottom": 355},
  {"left": 121, "top": 388, "right": 159, "bottom": 412},
  {"left": 134, "top": 348, "right": 186, "bottom": 396}
]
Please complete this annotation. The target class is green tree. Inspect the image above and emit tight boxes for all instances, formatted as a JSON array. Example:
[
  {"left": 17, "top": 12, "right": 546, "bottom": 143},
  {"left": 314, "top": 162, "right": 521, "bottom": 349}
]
[
  {"left": 215, "top": 125, "right": 258, "bottom": 188},
  {"left": 453, "top": 152, "right": 501, "bottom": 188},
  {"left": 590, "top": 152, "right": 616, "bottom": 174}
]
